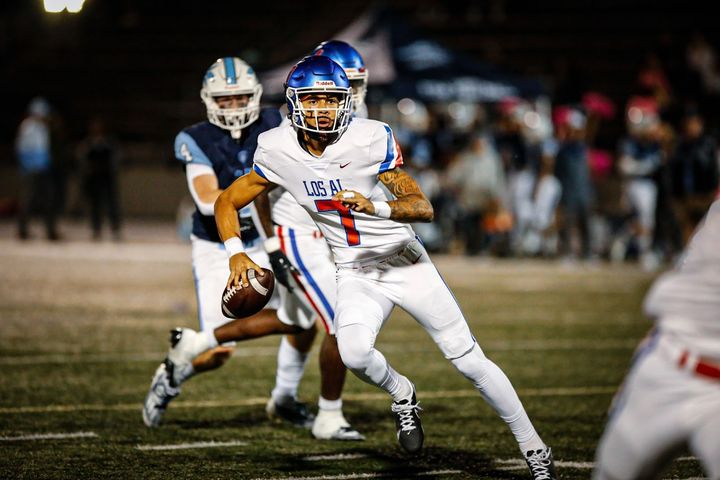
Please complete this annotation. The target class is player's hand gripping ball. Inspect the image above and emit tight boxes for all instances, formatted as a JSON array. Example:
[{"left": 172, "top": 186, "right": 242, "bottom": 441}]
[{"left": 221, "top": 268, "right": 275, "bottom": 318}]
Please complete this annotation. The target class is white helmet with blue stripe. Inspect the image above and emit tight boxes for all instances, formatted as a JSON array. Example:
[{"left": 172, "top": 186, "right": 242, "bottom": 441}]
[{"left": 201, "top": 57, "right": 262, "bottom": 138}]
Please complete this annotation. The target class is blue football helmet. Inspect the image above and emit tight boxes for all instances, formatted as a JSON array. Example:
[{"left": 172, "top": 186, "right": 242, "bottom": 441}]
[
  {"left": 285, "top": 56, "right": 353, "bottom": 137},
  {"left": 312, "top": 40, "right": 368, "bottom": 111}
]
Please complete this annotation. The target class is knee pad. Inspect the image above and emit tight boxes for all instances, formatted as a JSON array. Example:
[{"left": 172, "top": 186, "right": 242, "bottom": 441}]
[
  {"left": 435, "top": 319, "right": 476, "bottom": 360},
  {"left": 450, "top": 343, "right": 487, "bottom": 381},
  {"left": 336, "top": 324, "right": 375, "bottom": 372}
]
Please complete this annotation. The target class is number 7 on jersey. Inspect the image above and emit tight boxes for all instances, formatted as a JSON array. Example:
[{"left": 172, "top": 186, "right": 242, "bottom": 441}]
[{"left": 315, "top": 199, "right": 361, "bottom": 246}]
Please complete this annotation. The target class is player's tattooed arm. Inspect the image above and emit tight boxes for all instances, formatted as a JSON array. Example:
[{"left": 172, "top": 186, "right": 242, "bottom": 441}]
[{"left": 378, "top": 168, "right": 434, "bottom": 223}]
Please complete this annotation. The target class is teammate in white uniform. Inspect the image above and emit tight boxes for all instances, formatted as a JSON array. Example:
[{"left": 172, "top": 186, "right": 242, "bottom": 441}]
[
  {"left": 263, "top": 40, "right": 371, "bottom": 440},
  {"left": 142, "top": 57, "right": 359, "bottom": 439},
  {"left": 183, "top": 56, "right": 556, "bottom": 479},
  {"left": 593, "top": 198, "right": 720, "bottom": 480}
]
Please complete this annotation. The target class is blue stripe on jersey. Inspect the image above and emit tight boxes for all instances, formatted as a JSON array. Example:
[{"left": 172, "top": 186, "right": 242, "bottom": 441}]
[
  {"left": 224, "top": 57, "right": 237, "bottom": 85},
  {"left": 378, "top": 125, "right": 396, "bottom": 174},
  {"left": 288, "top": 228, "right": 335, "bottom": 320},
  {"left": 253, "top": 164, "right": 267, "bottom": 179},
  {"left": 175, "top": 131, "right": 213, "bottom": 167}
]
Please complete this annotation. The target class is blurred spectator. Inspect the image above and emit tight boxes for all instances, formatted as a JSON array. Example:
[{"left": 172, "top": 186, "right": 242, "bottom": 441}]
[
  {"left": 617, "top": 97, "right": 664, "bottom": 270},
  {"left": 77, "top": 117, "right": 122, "bottom": 241},
  {"left": 15, "top": 97, "right": 60, "bottom": 241},
  {"left": 686, "top": 33, "right": 720, "bottom": 96},
  {"left": 512, "top": 142, "right": 562, "bottom": 256},
  {"left": 669, "top": 107, "right": 719, "bottom": 243},
  {"left": 553, "top": 106, "right": 593, "bottom": 259},
  {"left": 447, "top": 133, "right": 506, "bottom": 255},
  {"left": 637, "top": 52, "right": 673, "bottom": 111}
]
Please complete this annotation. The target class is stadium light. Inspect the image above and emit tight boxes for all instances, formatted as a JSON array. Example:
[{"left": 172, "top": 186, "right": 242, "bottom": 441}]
[{"left": 44, "top": 0, "right": 86, "bottom": 13}]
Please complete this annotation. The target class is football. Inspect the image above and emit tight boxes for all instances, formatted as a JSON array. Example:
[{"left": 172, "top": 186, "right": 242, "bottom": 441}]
[{"left": 221, "top": 268, "right": 275, "bottom": 319}]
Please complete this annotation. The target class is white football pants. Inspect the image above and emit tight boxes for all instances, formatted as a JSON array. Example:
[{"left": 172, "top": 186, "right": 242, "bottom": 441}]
[
  {"left": 593, "top": 332, "right": 720, "bottom": 480},
  {"left": 334, "top": 238, "right": 540, "bottom": 448}
]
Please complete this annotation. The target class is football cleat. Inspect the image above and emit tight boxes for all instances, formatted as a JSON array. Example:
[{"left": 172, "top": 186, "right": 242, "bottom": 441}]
[
  {"left": 391, "top": 388, "right": 424, "bottom": 454},
  {"left": 525, "top": 447, "right": 557, "bottom": 480},
  {"left": 312, "top": 409, "right": 365, "bottom": 441},
  {"left": 142, "top": 362, "right": 181, "bottom": 428},
  {"left": 266, "top": 397, "right": 316, "bottom": 429}
]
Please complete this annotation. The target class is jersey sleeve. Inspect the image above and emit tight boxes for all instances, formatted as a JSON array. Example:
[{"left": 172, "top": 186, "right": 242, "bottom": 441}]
[
  {"left": 175, "top": 131, "right": 212, "bottom": 167},
  {"left": 371, "top": 123, "right": 404, "bottom": 174},
  {"left": 251, "top": 138, "right": 282, "bottom": 185}
]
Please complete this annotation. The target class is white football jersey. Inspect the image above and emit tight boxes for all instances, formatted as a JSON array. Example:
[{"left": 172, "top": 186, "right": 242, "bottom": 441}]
[
  {"left": 644, "top": 198, "right": 720, "bottom": 355},
  {"left": 253, "top": 118, "right": 414, "bottom": 266}
]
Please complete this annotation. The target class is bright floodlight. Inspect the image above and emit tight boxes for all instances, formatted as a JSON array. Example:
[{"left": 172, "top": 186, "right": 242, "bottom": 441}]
[
  {"left": 44, "top": 0, "right": 86, "bottom": 13},
  {"left": 44, "top": 0, "right": 65, "bottom": 12},
  {"left": 66, "top": 0, "right": 85, "bottom": 13}
]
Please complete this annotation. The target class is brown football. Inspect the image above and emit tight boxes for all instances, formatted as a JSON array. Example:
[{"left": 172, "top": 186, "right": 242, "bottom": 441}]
[{"left": 221, "top": 268, "right": 275, "bottom": 319}]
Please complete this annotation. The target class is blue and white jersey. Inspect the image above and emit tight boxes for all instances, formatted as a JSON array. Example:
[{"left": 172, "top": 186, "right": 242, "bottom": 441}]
[
  {"left": 253, "top": 118, "right": 414, "bottom": 266},
  {"left": 619, "top": 137, "right": 662, "bottom": 179},
  {"left": 175, "top": 108, "right": 282, "bottom": 243}
]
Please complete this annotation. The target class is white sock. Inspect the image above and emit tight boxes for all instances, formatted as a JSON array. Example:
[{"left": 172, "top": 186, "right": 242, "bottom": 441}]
[
  {"left": 201, "top": 330, "right": 219, "bottom": 350},
  {"left": 271, "top": 336, "right": 309, "bottom": 403},
  {"left": 318, "top": 396, "right": 342, "bottom": 412},
  {"left": 451, "top": 343, "right": 546, "bottom": 453}
]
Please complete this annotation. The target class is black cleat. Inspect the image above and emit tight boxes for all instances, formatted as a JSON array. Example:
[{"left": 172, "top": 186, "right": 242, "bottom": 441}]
[
  {"left": 391, "top": 389, "right": 424, "bottom": 454},
  {"left": 266, "top": 397, "right": 316, "bottom": 429},
  {"left": 525, "top": 447, "right": 557, "bottom": 480}
]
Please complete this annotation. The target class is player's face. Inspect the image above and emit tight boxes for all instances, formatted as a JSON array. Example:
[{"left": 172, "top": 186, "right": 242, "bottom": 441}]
[
  {"left": 214, "top": 94, "right": 250, "bottom": 109},
  {"left": 299, "top": 93, "right": 340, "bottom": 130}
]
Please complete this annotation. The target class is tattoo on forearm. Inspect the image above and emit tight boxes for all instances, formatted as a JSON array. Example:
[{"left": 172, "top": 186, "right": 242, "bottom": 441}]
[{"left": 378, "top": 168, "right": 433, "bottom": 223}]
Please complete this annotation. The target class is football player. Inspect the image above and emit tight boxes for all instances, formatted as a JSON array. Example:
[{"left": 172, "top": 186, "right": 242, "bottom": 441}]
[
  {"left": 142, "top": 57, "right": 360, "bottom": 441},
  {"left": 262, "top": 40, "right": 369, "bottom": 440},
  {"left": 593, "top": 198, "right": 720, "bottom": 479},
  {"left": 169, "top": 56, "right": 556, "bottom": 479}
]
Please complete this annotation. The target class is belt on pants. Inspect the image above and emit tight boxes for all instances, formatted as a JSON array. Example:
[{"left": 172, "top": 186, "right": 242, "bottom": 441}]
[{"left": 659, "top": 336, "right": 720, "bottom": 381}]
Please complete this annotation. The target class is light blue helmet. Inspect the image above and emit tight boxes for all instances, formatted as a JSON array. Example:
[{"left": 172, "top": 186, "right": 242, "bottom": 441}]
[
  {"left": 312, "top": 40, "right": 368, "bottom": 111},
  {"left": 284, "top": 55, "right": 353, "bottom": 137},
  {"left": 201, "top": 57, "right": 262, "bottom": 138}
]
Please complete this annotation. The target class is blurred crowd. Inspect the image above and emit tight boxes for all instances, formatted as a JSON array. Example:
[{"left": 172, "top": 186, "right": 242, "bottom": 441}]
[
  {"left": 14, "top": 34, "right": 720, "bottom": 270},
  {"left": 375, "top": 35, "right": 720, "bottom": 271}
]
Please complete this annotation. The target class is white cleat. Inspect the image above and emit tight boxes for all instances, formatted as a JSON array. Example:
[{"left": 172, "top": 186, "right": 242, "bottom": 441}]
[
  {"left": 312, "top": 409, "right": 365, "bottom": 441},
  {"left": 142, "top": 362, "right": 181, "bottom": 427}
]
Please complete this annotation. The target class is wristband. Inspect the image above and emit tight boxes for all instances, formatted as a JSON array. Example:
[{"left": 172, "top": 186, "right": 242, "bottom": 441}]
[
  {"left": 372, "top": 201, "right": 391, "bottom": 219},
  {"left": 224, "top": 237, "right": 244, "bottom": 257},
  {"left": 264, "top": 236, "right": 281, "bottom": 253}
]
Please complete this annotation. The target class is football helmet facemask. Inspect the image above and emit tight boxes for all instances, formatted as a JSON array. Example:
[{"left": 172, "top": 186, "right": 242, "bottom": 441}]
[
  {"left": 201, "top": 57, "right": 262, "bottom": 139},
  {"left": 312, "top": 40, "right": 368, "bottom": 112},
  {"left": 285, "top": 56, "right": 353, "bottom": 140}
]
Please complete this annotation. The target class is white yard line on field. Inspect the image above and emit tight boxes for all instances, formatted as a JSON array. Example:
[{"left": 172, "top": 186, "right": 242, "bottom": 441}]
[
  {"left": 0, "top": 386, "right": 618, "bottom": 415},
  {"left": 303, "top": 453, "right": 370, "bottom": 461},
  {"left": 0, "top": 431, "right": 98, "bottom": 441},
  {"left": 253, "top": 470, "right": 463, "bottom": 480},
  {"left": 136, "top": 440, "right": 247, "bottom": 451}
]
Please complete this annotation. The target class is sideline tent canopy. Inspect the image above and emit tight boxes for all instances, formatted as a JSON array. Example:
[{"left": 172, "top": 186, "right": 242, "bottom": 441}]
[{"left": 259, "top": 10, "right": 545, "bottom": 103}]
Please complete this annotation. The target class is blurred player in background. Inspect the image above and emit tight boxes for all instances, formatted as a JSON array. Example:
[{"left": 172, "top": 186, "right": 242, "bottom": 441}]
[
  {"left": 15, "top": 97, "right": 60, "bottom": 241},
  {"left": 204, "top": 55, "right": 555, "bottom": 479},
  {"left": 142, "top": 57, "right": 360, "bottom": 441},
  {"left": 593, "top": 196, "right": 720, "bottom": 479},
  {"left": 261, "top": 40, "right": 369, "bottom": 439}
]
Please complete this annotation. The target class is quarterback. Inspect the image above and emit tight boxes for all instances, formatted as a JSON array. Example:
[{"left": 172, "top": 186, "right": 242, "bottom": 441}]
[{"left": 169, "top": 55, "right": 555, "bottom": 479}]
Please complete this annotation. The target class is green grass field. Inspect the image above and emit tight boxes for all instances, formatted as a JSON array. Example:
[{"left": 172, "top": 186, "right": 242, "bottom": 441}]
[{"left": 0, "top": 237, "right": 707, "bottom": 479}]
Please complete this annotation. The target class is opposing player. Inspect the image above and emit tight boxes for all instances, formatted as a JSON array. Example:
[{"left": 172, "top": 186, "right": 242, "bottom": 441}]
[
  {"left": 262, "top": 40, "right": 369, "bottom": 440},
  {"left": 593, "top": 198, "right": 720, "bottom": 479},
  {"left": 142, "top": 58, "right": 359, "bottom": 439},
  {"left": 195, "top": 56, "right": 554, "bottom": 478}
]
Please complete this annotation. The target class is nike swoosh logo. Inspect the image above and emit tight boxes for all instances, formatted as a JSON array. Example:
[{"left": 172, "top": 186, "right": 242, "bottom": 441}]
[{"left": 340, "top": 162, "right": 351, "bottom": 168}]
